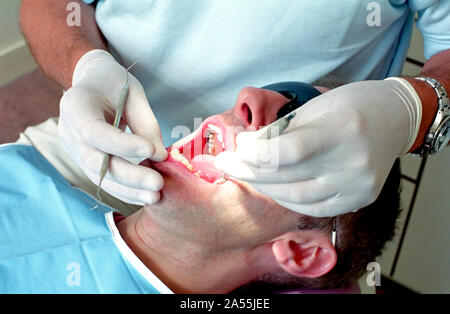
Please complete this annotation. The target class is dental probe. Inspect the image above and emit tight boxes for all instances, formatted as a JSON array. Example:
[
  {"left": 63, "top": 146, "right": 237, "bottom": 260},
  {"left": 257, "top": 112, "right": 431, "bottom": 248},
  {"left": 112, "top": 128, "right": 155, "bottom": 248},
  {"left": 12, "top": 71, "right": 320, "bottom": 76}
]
[
  {"left": 91, "top": 61, "right": 137, "bottom": 210},
  {"left": 215, "top": 112, "right": 297, "bottom": 183},
  {"left": 258, "top": 112, "right": 296, "bottom": 140}
]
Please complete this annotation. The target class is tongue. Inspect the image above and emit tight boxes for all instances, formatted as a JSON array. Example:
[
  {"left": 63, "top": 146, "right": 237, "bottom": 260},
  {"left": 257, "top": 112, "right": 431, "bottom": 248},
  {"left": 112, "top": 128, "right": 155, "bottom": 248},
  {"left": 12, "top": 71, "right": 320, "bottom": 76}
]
[{"left": 191, "top": 154, "right": 224, "bottom": 183}]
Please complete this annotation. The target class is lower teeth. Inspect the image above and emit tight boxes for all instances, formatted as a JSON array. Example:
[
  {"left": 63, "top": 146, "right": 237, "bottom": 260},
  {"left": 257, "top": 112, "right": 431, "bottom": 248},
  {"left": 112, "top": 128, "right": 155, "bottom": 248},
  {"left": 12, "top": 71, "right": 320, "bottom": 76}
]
[
  {"left": 169, "top": 149, "right": 225, "bottom": 184},
  {"left": 170, "top": 149, "right": 195, "bottom": 172}
]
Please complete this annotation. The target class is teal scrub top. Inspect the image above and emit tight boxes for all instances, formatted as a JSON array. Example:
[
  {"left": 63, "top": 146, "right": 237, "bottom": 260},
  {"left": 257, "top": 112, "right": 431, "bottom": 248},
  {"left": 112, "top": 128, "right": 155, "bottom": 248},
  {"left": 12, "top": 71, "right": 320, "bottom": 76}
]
[
  {"left": 80, "top": 0, "right": 450, "bottom": 146},
  {"left": 0, "top": 144, "right": 172, "bottom": 294}
]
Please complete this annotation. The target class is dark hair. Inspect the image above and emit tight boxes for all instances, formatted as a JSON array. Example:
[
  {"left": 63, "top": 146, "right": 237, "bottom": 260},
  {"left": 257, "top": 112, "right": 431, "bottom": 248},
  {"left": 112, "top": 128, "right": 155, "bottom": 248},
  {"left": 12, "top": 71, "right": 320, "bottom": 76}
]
[{"left": 234, "top": 159, "right": 402, "bottom": 292}]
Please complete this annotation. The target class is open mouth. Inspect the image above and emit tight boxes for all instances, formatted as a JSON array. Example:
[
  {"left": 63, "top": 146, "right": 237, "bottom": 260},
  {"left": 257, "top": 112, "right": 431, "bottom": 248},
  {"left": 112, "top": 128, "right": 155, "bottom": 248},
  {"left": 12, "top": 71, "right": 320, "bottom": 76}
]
[{"left": 167, "top": 117, "right": 234, "bottom": 184}]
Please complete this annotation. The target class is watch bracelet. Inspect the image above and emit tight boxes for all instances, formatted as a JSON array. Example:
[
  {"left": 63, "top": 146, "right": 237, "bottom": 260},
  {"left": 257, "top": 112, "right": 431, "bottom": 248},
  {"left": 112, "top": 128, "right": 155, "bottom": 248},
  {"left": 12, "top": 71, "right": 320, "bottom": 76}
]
[{"left": 412, "top": 77, "right": 449, "bottom": 156}]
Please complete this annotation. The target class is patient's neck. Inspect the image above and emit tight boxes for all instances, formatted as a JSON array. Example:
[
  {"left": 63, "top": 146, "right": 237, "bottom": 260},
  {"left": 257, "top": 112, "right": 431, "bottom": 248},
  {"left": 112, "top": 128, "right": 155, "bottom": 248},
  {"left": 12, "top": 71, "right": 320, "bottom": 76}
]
[{"left": 117, "top": 209, "right": 275, "bottom": 293}]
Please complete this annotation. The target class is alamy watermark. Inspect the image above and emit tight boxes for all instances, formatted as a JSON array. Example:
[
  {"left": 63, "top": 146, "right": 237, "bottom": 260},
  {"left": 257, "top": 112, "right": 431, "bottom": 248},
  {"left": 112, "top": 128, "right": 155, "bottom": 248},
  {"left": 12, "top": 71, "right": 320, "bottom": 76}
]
[
  {"left": 171, "top": 118, "right": 281, "bottom": 172},
  {"left": 66, "top": 262, "right": 81, "bottom": 287},
  {"left": 67, "top": 2, "right": 81, "bottom": 27},
  {"left": 366, "top": 2, "right": 381, "bottom": 27},
  {"left": 366, "top": 262, "right": 382, "bottom": 287},
  {"left": 66, "top": 2, "right": 382, "bottom": 29}
]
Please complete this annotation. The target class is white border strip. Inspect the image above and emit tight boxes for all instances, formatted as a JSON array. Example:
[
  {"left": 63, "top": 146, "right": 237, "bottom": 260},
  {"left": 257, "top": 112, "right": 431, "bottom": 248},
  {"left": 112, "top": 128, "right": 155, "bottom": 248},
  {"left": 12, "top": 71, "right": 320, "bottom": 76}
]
[{"left": 105, "top": 212, "right": 173, "bottom": 294}]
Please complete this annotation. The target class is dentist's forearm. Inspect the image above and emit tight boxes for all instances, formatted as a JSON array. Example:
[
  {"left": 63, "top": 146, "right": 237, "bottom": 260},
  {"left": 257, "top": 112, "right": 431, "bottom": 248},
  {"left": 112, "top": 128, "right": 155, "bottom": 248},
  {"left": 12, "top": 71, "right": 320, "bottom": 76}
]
[
  {"left": 20, "top": 0, "right": 108, "bottom": 89},
  {"left": 403, "top": 49, "right": 450, "bottom": 153}
]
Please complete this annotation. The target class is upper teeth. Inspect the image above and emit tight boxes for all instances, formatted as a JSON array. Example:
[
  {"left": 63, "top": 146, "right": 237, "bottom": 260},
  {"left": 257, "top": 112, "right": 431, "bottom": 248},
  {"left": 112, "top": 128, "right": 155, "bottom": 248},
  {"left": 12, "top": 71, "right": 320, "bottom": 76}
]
[
  {"left": 206, "top": 124, "right": 225, "bottom": 155},
  {"left": 208, "top": 132, "right": 216, "bottom": 155}
]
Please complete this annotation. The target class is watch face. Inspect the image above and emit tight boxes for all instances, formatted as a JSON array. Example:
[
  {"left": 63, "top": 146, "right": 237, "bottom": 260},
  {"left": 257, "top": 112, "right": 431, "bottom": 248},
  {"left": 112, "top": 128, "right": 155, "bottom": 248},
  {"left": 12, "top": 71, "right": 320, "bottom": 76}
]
[{"left": 434, "top": 116, "right": 450, "bottom": 153}]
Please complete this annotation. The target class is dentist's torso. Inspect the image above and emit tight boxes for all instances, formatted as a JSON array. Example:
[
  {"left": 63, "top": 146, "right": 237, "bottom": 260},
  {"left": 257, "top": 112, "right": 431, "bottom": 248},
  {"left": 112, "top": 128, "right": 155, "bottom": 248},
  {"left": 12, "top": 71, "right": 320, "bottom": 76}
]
[{"left": 90, "top": 0, "right": 413, "bottom": 145}]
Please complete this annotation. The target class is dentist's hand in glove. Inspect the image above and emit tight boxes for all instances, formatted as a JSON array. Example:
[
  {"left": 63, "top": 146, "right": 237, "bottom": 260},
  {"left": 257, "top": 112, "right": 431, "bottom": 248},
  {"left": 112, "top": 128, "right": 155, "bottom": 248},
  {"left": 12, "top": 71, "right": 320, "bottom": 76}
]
[
  {"left": 215, "top": 79, "right": 421, "bottom": 217},
  {"left": 58, "top": 50, "right": 168, "bottom": 205}
]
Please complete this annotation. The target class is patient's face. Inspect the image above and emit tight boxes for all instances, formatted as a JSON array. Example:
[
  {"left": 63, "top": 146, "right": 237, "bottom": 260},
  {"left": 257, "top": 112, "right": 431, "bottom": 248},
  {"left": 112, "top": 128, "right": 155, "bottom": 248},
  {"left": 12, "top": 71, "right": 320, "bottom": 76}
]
[{"left": 141, "top": 87, "right": 306, "bottom": 251}]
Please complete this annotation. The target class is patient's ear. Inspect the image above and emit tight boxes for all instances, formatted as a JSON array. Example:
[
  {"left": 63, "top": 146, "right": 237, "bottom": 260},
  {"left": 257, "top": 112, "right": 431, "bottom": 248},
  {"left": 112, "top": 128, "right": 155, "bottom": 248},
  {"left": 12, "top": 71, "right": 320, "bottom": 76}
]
[{"left": 272, "top": 230, "right": 337, "bottom": 278}]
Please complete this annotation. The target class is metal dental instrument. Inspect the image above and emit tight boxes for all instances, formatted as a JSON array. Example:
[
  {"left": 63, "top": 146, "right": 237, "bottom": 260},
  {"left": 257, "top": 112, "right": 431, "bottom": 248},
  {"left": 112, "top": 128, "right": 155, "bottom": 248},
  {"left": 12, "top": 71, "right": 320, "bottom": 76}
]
[
  {"left": 331, "top": 217, "right": 337, "bottom": 247},
  {"left": 216, "top": 110, "right": 294, "bottom": 182},
  {"left": 256, "top": 81, "right": 322, "bottom": 140},
  {"left": 258, "top": 112, "right": 296, "bottom": 140},
  {"left": 91, "top": 61, "right": 137, "bottom": 211}
]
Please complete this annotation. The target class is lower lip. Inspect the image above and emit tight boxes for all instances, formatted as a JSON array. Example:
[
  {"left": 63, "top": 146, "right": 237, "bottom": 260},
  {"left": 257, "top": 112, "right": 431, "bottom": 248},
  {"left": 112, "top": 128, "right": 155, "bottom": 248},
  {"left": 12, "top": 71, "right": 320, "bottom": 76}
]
[{"left": 166, "top": 149, "right": 224, "bottom": 183}]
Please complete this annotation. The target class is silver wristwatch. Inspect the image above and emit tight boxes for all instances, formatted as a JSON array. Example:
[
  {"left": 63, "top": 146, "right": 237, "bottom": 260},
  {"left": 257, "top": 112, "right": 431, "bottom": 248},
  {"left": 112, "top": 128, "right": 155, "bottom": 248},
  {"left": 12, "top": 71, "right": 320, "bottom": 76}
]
[{"left": 414, "top": 77, "right": 450, "bottom": 156}]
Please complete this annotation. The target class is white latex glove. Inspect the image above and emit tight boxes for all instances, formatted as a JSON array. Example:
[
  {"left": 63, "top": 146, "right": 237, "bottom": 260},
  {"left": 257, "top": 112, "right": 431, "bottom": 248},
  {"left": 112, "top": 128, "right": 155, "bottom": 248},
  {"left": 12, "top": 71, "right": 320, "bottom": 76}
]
[
  {"left": 215, "top": 79, "right": 422, "bottom": 217},
  {"left": 58, "top": 49, "right": 167, "bottom": 205}
]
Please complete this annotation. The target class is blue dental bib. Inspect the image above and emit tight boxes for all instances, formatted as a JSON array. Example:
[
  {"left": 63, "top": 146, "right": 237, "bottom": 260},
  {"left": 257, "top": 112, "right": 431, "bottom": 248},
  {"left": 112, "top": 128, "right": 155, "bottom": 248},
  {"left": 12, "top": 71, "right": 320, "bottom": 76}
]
[{"left": 0, "top": 144, "right": 170, "bottom": 294}]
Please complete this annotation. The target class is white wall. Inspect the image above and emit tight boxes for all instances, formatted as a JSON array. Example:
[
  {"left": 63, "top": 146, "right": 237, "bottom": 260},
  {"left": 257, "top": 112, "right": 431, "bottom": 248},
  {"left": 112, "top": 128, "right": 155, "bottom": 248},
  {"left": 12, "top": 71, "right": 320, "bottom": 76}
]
[
  {"left": 395, "top": 148, "right": 450, "bottom": 293},
  {"left": 0, "top": 0, "right": 37, "bottom": 86},
  {"left": 0, "top": 0, "right": 22, "bottom": 46}
]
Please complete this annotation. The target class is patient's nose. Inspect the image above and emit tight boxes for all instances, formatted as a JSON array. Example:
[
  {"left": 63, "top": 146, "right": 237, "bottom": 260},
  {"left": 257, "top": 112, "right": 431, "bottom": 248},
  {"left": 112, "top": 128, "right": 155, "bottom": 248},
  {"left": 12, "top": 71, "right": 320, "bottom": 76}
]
[{"left": 233, "top": 87, "right": 290, "bottom": 130}]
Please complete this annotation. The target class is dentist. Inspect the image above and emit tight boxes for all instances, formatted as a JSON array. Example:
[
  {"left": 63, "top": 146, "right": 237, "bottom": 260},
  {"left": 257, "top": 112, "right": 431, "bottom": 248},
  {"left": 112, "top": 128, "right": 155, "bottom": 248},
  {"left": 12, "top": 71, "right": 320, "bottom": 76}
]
[{"left": 21, "top": 0, "right": 450, "bottom": 216}]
